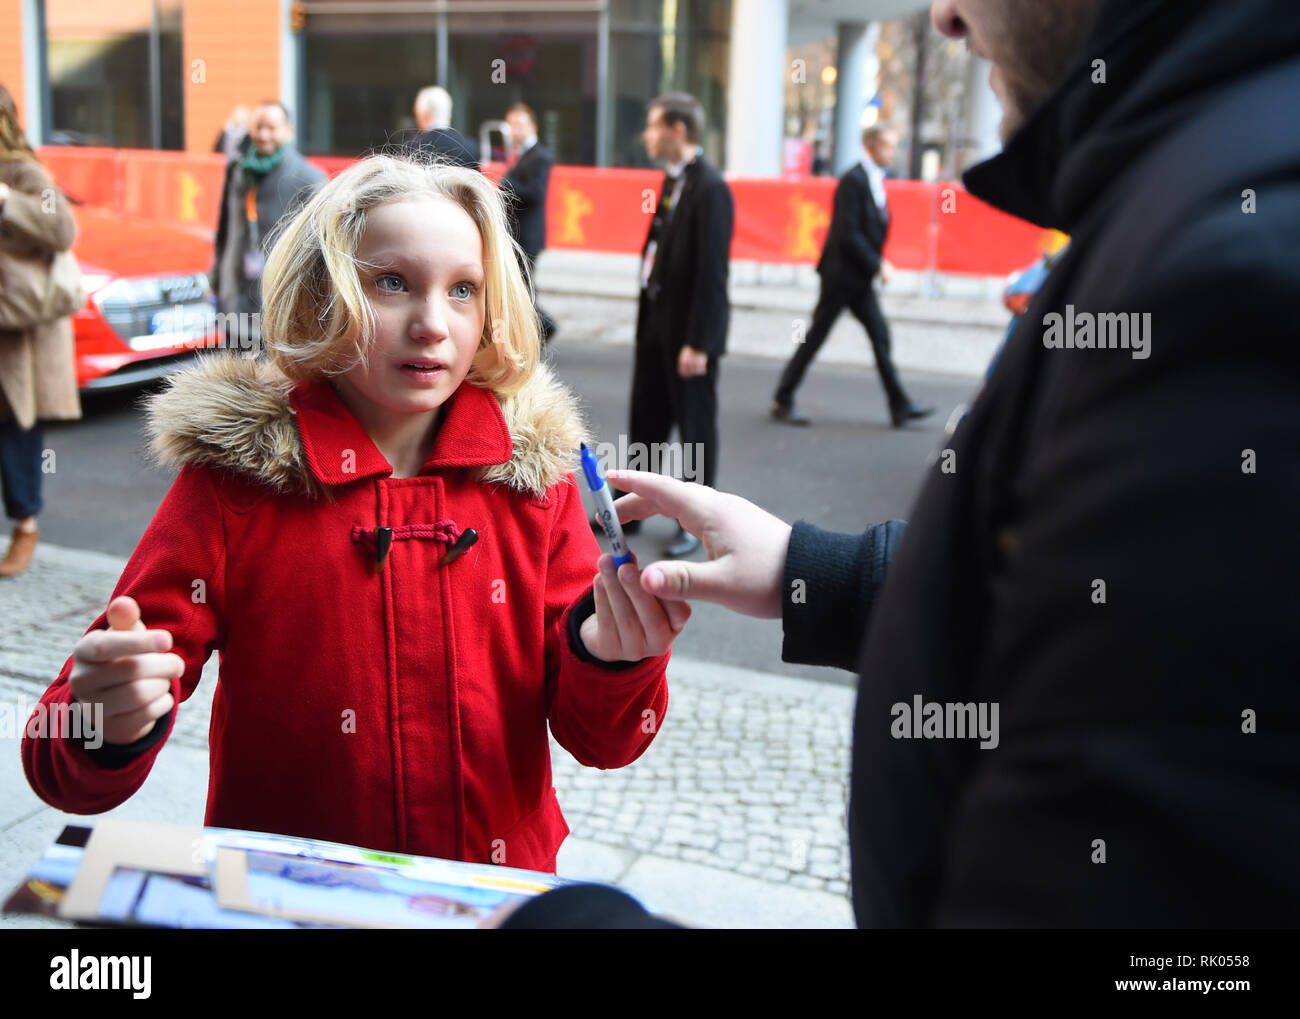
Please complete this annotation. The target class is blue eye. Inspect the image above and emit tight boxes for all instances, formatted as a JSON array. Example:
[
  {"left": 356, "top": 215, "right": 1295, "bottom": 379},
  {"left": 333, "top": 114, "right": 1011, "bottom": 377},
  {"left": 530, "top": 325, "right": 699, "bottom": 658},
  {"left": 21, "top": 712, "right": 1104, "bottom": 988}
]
[
  {"left": 452, "top": 282, "right": 476, "bottom": 300},
  {"left": 375, "top": 273, "right": 404, "bottom": 292}
]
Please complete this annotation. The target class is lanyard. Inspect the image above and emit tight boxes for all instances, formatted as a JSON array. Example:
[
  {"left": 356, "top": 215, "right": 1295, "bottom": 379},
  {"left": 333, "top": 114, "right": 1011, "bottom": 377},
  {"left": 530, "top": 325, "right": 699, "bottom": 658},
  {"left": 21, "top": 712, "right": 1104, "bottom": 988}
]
[{"left": 244, "top": 185, "right": 260, "bottom": 244}]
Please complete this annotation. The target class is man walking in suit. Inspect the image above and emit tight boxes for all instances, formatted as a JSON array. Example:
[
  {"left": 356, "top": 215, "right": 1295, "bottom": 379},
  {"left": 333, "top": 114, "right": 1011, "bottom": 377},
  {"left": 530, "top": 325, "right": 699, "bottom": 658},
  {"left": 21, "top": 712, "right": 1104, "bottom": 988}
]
[
  {"left": 501, "top": 102, "right": 557, "bottom": 343},
  {"left": 626, "top": 93, "right": 733, "bottom": 558},
  {"left": 406, "top": 86, "right": 480, "bottom": 170},
  {"left": 772, "top": 126, "right": 934, "bottom": 428}
]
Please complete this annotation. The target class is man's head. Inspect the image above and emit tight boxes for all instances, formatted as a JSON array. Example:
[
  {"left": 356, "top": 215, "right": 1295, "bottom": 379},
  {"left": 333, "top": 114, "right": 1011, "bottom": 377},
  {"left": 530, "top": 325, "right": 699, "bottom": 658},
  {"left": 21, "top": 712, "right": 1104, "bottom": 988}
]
[
  {"left": 414, "top": 86, "right": 453, "bottom": 132},
  {"left": 642, "top": 93, "right": 704, "bottom": 164},
  {"left": 931, "top": 0, "right": 1103, "bottom": 142},
  {"left": 505, "top": 103, "right": 537, "bottom": 149},
  {"left": 249, "top": 101, "right": 293, "bottom": 157},
  {"left": 863, "top": 126, "right": 900, "bottom": 169}
]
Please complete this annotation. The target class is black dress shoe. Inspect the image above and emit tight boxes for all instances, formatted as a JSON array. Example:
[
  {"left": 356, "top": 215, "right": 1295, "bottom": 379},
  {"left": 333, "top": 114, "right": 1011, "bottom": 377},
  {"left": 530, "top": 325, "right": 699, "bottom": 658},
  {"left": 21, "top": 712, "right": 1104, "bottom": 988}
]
[
  {"left": 770, "top": 401, "right": 812, "bottom": 426},
  {"left": 664, "top": 524, "right": 701, "bottom": 558},
  {"left": 890, "top": 403, "right": 937, "bottom": 428}
]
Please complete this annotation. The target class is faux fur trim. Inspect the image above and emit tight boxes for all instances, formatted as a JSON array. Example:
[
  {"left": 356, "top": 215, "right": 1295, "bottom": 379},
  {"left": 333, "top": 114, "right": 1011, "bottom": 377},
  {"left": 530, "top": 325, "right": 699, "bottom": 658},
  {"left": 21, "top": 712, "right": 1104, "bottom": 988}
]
[{"left": 145, "top": 354, "right": 588, "bottom": 499}]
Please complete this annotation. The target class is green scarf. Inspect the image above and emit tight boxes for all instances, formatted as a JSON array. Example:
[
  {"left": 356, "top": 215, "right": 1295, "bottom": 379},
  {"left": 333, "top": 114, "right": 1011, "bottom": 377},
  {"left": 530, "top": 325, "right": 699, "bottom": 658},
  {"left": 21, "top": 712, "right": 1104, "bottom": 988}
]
[{"left": 240, "top": 144, "right": 288, "bottom": 182}]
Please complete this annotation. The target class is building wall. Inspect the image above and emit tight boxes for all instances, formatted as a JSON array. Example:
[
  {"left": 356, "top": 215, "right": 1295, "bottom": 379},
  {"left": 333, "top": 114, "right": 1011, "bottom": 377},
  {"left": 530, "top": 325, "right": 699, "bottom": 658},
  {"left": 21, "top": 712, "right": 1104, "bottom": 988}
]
[
  {"left": 182, "top": 0, "right": 282, "bottom": 152},
  {"left": 0, "top": 0, "right": 26, "bottom": 128}
]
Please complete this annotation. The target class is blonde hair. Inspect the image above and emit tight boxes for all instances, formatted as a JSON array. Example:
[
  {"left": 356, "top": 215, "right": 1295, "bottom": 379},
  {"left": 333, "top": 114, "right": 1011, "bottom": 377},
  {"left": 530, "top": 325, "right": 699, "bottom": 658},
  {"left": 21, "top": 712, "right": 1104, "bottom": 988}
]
[{"left": 260, "top": 153, "right": 539, "bottom": 397}]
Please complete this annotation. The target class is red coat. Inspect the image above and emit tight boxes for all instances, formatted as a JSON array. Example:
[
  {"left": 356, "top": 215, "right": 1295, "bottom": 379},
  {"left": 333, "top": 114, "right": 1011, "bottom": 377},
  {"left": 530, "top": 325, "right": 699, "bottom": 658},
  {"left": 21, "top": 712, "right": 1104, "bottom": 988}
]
[{"left": 22, "top": 355, "right": 669, "bottom": 873}]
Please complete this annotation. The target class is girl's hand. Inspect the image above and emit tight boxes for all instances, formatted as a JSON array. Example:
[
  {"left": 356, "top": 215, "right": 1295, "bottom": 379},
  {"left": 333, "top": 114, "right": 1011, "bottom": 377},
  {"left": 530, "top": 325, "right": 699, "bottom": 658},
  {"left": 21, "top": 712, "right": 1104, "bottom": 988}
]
[
  {"left": 68, "top": 596, "right": 184, "bottom": 746},
  {"left": 579, "top": 555, "right": 691, "bottom": 663}
]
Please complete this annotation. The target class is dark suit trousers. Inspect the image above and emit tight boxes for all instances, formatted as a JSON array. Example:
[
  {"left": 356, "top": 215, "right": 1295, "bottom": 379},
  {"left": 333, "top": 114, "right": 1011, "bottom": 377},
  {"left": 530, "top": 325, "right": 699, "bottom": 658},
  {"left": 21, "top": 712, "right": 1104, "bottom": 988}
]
[
  {"left": 628, "top": 298, "right": 719, "bottom": 489},
  {"left": 775, "top": 281, "right": 909, "bottom": 413}
]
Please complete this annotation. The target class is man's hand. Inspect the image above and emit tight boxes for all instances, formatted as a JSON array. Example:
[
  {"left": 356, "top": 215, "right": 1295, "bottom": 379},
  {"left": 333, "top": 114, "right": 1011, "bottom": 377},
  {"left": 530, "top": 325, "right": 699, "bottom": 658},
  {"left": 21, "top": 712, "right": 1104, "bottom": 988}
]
[
  {"left": 604, "top": 470, "right": 792, "bottom": 619},
  {"left": 879, "top": 258, "right": 895, "bottom": 286},
  {"left": 579, "top": 555, "right": 692, "bottom": 662},
  {"left": 677, "top": 346, "right": 709, "bottom": 379}
]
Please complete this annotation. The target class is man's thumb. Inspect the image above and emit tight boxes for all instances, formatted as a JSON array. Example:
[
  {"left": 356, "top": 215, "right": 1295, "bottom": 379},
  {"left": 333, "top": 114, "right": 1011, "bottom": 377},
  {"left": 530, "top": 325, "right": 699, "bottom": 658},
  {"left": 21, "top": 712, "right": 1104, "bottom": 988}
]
[{"left": 641, "top": 560, "right": 724, "bottom": 603}]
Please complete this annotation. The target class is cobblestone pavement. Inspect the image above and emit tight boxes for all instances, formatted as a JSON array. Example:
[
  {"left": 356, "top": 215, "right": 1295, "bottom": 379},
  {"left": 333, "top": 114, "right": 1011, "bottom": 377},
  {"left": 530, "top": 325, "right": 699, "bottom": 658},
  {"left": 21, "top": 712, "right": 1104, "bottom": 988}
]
[{"left": 2, "top": 542, "right": 855, "bottom": 917}]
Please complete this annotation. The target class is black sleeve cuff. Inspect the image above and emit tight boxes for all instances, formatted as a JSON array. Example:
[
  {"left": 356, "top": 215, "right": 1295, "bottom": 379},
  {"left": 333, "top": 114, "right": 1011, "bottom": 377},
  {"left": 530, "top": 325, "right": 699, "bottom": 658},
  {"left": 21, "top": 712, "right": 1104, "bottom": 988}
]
[
  {"left": 500, "top": 884, "right": 684, "bottom": 929},
  {"left": 781, "top": 519, "right": 906, "bottom": 671},
  {"left": 566, "top": 590, "right": 644, "bottom": 671},
  {"left": 80, "top": 708, "right": 173, "bottom": 770}
]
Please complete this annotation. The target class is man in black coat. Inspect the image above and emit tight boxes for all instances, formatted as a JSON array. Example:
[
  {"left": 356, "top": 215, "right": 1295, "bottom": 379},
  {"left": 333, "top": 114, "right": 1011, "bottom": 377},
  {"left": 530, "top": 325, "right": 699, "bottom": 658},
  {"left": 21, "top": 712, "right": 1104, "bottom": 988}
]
[
  {"left": 405, "top": 86, "right": 479, "bottom": 170},
  {"left": 500, "top": 102, "right": 556, "bottom": 343},
  {"left": 625, "top": 92, "right": 733, "bottom": 559},
  {"left": 772, "top": 125, "right": 933, "bottom": 428},
  {"left": 505, "top": 0, "right": 1300, "bottom": 928}
]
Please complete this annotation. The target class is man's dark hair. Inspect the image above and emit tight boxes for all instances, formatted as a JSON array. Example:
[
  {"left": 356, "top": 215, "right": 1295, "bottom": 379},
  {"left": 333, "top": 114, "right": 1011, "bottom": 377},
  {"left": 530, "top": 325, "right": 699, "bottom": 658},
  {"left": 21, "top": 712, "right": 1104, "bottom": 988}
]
[
  {"left": 506, "top": 102, "right": 537, "bottom": 127},
  {"left": 648, "top": 92, "right": 704, "bottom": 143},
  {"left": 254, "top": 99, "right": 292, "bottom": 125}
]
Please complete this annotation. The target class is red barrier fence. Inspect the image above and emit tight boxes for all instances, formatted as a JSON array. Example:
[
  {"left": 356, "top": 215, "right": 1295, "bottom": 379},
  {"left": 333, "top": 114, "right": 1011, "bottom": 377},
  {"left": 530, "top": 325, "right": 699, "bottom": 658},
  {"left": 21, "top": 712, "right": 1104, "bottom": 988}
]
[{"left": 39, "top": 147, "right": 1055, "bottom": 276}]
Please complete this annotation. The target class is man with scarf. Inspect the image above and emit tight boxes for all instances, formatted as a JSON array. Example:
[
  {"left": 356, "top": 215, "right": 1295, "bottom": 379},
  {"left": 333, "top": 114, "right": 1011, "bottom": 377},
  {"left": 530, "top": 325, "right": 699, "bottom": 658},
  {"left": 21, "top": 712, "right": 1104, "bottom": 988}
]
[
  {"left": 211, "top": 100, "right": 325, "bottom": 352},
  {"left": 505, "top": 0, "right": 1300, "bottom": 928}
]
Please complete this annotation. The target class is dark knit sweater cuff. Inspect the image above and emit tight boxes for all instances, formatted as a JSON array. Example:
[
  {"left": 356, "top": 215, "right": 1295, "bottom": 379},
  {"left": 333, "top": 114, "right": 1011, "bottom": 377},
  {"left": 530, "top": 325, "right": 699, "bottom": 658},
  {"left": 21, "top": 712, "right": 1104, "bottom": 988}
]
[{"left": 781, "top": 519, "right": 904, "bottom": 671}]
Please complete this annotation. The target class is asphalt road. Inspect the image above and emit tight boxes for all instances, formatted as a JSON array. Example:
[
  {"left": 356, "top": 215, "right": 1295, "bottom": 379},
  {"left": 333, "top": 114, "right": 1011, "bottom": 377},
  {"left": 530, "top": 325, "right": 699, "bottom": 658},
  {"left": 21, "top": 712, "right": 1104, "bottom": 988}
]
[{"left": 35, "top": 338, "right": 979, "bottom": 684}]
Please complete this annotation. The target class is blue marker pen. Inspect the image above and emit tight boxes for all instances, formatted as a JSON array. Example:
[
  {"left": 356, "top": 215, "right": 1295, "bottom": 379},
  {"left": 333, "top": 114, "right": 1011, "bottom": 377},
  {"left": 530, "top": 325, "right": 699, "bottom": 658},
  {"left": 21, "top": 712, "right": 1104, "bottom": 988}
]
[{"left": 579, "top": 443, "right": 635, "bottom": 567}]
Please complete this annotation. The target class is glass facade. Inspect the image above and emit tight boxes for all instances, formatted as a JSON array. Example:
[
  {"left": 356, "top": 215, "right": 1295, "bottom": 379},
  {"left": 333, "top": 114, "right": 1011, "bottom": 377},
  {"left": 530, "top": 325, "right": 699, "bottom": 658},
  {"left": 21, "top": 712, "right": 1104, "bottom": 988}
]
[
  {"left": 608, "top": 0, "right": 729, "bottom": 168},
  {"left": 44, "top": 0, "right": 184, "bottom": 149},
  {"left": 298, "top": 0, "right": 730, "bottom": 167}
]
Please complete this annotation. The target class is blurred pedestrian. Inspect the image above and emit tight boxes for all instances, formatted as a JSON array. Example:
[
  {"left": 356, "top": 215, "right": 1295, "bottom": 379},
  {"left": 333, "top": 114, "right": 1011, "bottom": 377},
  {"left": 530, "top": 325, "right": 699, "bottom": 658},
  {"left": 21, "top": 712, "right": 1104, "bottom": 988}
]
[
  {"left": 210, "top": 100, "right": 325, "bottom": 351},
  {"left": 212, "top": 104, "right": 250, "bottom": 161},
  {"left": 626, "top": 93, "right": 733, "bottom": 559},
  {"left": 406, "top": 86, "right": 480, "bottom": 170},
  {"left": 0, "top": 83, "right": 82, "bottom": 577},
  {"left": 771, "top": 125, "right": 934, "bottom": 428},
  {"left": 500, "top": 102, "right": 556, "bottom": 343}
]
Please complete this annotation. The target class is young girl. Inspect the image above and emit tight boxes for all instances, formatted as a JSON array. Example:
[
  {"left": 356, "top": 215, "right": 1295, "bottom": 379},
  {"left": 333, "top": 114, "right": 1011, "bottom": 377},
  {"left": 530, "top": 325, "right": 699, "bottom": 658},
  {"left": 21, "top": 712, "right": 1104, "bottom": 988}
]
[{"left": 22, "top": 154, "right": 688, "bottom": 874}]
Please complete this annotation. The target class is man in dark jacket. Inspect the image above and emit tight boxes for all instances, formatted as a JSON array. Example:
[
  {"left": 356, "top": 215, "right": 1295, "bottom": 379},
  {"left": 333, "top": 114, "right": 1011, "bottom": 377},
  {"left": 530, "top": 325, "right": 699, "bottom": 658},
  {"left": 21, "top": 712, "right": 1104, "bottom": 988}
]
[
  {"left": 626, "top": 92, "right": 733, "bottom": 559},
  {"left": 405, "top": 86, "right": 480, "bottom": 171},
  {"left": 772, "top": 125, "right": 933, "bottom": 428},
  {"left": 506, "top": 0, "right": 1300, "bottom": 928},
  {"left": 500, "top": 102, "right": 556, "bottom": 343},
  {"left": 210, "top": 100, "right": 325, "bottom": 352}
]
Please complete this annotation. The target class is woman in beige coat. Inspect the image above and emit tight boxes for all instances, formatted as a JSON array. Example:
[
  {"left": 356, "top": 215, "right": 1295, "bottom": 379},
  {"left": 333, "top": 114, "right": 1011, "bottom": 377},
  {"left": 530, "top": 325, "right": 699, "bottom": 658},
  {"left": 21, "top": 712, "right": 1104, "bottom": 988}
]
[{"left": 0, "top": 84, "right": 81, "bottom": 577}]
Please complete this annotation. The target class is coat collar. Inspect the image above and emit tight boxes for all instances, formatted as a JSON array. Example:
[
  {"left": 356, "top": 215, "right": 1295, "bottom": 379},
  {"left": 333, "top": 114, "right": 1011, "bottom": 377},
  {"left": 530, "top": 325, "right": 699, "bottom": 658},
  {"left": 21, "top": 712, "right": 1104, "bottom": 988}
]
[
  {"left": 291, "top": 376, "right": 515, "bottom": 487},
  {"left": 145, "top": 354, "right": 587, "bottom": 500}
]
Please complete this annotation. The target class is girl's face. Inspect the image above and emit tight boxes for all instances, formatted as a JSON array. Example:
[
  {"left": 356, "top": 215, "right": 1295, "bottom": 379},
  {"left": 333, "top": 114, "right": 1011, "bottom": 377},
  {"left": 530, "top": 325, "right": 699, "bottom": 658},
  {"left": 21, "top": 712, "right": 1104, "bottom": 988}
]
[{"left": 339, "top": 196, "right": 486, "bottom": 423}]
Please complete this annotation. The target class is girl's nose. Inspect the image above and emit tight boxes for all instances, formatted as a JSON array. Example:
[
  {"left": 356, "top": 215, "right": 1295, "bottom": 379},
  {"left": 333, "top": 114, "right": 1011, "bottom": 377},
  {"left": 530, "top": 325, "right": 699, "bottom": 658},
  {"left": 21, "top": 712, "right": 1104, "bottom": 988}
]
[{"left": 411, "top": 296, "right": 451, "bottom": 341}]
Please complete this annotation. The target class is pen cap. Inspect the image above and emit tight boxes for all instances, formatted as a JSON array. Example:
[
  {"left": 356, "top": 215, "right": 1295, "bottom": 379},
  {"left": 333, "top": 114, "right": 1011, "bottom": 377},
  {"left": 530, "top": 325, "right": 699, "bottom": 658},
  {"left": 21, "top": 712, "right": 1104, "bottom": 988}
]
[{"left": 579, "top": 443, "right": 607, "bottom": 491}]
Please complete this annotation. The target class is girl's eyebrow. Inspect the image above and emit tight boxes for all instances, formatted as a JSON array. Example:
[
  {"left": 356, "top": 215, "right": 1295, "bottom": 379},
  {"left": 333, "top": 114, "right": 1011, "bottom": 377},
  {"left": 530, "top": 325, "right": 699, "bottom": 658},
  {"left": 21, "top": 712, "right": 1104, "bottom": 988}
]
[{"left": 361, "top": 254, "right": 484, "bottom": 278}]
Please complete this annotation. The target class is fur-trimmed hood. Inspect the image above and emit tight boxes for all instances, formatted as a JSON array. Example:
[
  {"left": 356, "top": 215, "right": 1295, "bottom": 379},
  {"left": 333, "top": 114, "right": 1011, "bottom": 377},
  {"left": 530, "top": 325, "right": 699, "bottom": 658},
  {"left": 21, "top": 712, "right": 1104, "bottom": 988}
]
[{"left": 145, "top": 354, "right": 588, "bottom": 499}]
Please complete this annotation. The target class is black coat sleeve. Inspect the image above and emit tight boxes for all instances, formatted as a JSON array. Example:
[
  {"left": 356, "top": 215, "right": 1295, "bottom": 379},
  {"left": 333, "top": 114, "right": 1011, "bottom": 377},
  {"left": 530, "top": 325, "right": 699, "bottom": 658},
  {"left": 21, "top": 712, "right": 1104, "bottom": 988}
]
[
  {"left": 683, "top": 179, "right": 734, "bottom": 357},
  {"left": 781, "top": 519, "right": 906, "bottom": 671}
]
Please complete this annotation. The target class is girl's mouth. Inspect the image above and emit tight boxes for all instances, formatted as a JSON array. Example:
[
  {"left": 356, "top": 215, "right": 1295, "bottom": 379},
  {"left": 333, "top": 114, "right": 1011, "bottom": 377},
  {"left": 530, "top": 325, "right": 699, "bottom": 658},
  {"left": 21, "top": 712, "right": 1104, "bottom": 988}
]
[{"left": 400, "top": 361, "right": 447, "bottom": 375}]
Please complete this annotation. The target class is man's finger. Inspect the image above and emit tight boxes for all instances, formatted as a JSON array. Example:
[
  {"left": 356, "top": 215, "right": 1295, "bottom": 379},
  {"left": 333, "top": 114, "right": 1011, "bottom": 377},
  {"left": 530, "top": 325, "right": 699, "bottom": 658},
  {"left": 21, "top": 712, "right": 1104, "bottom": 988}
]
[
  {"left": 610, "top": 491, "right": 660, "bottom": 524},
  {"left": 639, "top": 558, "right": 731, "bottom": 605},
  {"left": 663, "top": 598, "right": 692, "bottom": 632},
  {"left": 605, "top": 470, "right": 711, "bottom": 525}
]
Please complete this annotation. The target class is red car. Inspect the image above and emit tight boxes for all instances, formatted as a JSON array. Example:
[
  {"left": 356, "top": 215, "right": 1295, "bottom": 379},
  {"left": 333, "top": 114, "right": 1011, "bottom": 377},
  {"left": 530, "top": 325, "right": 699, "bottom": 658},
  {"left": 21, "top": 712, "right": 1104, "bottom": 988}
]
[{"left": 68, "top": 204, "right": 221, "bottom": 391}]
